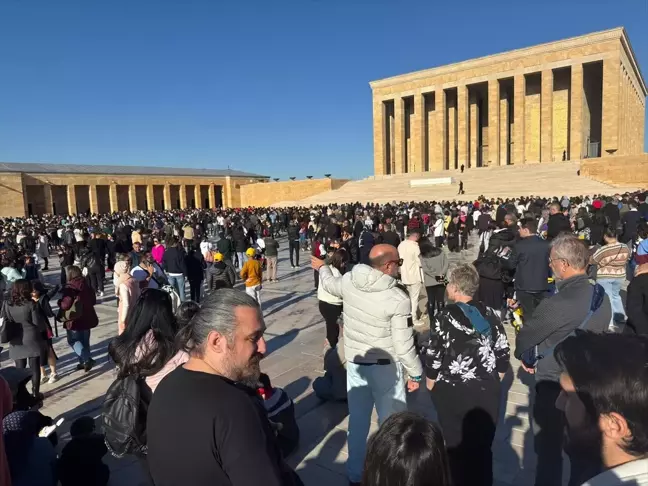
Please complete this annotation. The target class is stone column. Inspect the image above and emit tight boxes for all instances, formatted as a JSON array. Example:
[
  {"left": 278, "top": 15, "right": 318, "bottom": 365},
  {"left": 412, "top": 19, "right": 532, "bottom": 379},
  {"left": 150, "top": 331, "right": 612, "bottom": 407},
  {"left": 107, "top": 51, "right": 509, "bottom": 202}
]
[
  {"left": 513, "top": 75, "right": 526, "bottom": 164},
  {"left": 146, "top": 185, "right": 155, "bottom": 211},
  {"left": 373, "top": 99, "right": 386, "bottom": 175},
  {"left": 109, "top": 184, "right": 118, "bottom": 213},
  {"left": 163, "top": 184, "right": 172, "bottom": 210},
  {"left": 570, "top": 64, "right": 584, "bottom": 160},
  {"left": 469, "top": 91, "right": 478, "bottom": 168},
  {"left": 541, "top": 70, "right": 553, "bottom": 162},
  {"left": 411, "top": 92, "right": 425, "bottom": 173},
  {"left": 488, "top": 79, "right": 499, "bottom": 166},
  {"left": 457, "top": 85, "right": 469, "bottom": 169},
  {"left": 601, "top": 56, "right": 620, "bottom": 156},
  {"left": 67, "top": 185, "right": 77, "bottom": 215},
  {"left": 208, "top": 184, "right": 216, "bottom": 209},
  {"left": 43, "top": 184, "right": 54, "bottom": 214},
  {"left": 89, "top": 185, "right": 98, "bottom": 214},
  {"left": 128, "top": 185, "right": 137, "bottom": 211},
  {"left": 179, "top": 184, "right": 188, "bottom": 209},
  {"left": 499, "top": 90, "right": 510, "bottom": 166},
  {"left": 194, "top": 185, "right": 203, "bottom": 209},
  {"left": 436, "top": 89, "right": 447, "bottom": 170},
  {"left": 393, "top": 97, "right": 405, "bottom": 173}
]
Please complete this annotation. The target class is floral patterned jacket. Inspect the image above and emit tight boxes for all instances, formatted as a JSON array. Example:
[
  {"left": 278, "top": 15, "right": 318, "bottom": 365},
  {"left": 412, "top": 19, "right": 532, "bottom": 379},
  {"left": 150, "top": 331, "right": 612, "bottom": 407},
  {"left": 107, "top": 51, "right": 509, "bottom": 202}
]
[{"left": 424, "top": 301, "right": 510, "bottom": 384}]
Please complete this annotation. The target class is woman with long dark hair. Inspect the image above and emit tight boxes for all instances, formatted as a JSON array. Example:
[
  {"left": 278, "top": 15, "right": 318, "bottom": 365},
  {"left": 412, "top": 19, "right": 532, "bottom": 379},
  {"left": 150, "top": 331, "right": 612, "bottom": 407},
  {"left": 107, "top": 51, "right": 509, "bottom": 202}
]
[
  {"left": 362, "top": 412, "right": 451, "bottom": 486},
  {"left": 318, "top": 249, "right": 348, "bottom": 348},
  {"left": 2, "top": 279, "right": 47, "bottom": 402},
  {"left": 109, "top": 288, "right": 187, "bottom": 393}
]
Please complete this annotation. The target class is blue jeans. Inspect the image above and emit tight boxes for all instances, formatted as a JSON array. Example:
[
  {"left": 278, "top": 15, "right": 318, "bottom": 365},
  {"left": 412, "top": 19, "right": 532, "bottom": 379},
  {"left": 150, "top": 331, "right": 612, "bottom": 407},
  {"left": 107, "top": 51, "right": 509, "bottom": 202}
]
[
  {"left": 66, "top": 329, "right": 91, "bottom": 364},
  {"left": 236, "top": 252, "right": 247, "bottom": 271},
  {"left": 168, "top": 274, "right": 186, "bottom": 302},
  {"left": 598, "top": 278, "right": 625, "bottom": 328},
  {"left": 346, "top": 361, "right": 407, "bottom": 482}
]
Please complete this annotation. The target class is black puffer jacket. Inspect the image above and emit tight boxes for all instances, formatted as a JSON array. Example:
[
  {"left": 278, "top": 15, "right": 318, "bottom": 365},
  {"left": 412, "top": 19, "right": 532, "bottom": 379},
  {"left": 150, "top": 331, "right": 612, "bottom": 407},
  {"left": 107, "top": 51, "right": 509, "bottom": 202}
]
[{"left": 207, "top": 262, "right": 236, "bottom": 291}]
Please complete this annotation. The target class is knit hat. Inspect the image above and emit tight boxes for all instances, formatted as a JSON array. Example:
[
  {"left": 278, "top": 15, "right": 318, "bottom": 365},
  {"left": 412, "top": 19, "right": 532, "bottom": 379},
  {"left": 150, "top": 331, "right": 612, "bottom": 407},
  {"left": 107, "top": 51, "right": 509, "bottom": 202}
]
[{"left": 592, "top": 200, "right": 603, "bottom": 210}]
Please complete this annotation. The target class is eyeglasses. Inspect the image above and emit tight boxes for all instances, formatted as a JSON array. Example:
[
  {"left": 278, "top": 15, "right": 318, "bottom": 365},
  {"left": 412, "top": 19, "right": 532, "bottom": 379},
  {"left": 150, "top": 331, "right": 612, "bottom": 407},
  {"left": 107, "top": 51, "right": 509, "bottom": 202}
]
[
  {"left": 549, "top": 257, "right": 567, "bottom": 266},
  {"left": 385, "top": 258, "right": 403, "bottom": 267}
]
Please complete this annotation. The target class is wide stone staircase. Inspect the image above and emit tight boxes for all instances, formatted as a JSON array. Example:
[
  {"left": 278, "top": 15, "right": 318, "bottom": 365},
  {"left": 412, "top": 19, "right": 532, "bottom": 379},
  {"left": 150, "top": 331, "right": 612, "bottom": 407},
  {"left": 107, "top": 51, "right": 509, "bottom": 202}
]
[{"left": 278, "top": 162, "right": 635, "bottom": 206}]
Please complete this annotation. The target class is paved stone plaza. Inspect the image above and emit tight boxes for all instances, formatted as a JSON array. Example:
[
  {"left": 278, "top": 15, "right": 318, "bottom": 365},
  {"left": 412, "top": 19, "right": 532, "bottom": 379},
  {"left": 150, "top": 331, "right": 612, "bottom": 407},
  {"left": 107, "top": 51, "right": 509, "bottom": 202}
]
[{"left": 0, "top": 235, "right": 549, "bottom": 486}]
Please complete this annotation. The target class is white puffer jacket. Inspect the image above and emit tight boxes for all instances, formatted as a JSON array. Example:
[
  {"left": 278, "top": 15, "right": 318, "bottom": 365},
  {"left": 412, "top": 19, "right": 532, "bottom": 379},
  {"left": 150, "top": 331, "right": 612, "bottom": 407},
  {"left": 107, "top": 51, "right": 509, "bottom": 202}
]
[{"left": 319, "top": 264, "right": 423, "bottom": 378}]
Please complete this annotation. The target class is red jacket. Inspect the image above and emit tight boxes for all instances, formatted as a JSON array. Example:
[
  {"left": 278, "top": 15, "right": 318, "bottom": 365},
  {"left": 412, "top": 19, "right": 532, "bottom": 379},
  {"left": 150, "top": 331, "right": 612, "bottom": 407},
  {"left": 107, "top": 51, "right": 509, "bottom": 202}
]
[{"left": 59, "top": 276, "right": 99, "bottom": 331}]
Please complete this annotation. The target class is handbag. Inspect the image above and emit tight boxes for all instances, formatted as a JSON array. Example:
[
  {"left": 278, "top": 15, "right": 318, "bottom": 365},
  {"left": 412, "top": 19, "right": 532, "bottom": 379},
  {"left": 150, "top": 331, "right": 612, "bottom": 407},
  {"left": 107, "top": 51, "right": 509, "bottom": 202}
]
[{"left": 0, "top": 301, "right": 19, "bottom": 343}]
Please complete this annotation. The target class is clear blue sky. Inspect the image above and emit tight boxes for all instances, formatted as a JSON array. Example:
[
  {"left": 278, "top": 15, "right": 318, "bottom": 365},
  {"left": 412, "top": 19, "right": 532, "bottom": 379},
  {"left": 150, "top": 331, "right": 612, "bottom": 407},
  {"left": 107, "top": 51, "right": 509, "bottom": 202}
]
[{"left": 0, "top": 0, "right": 646, "bottom": 180}]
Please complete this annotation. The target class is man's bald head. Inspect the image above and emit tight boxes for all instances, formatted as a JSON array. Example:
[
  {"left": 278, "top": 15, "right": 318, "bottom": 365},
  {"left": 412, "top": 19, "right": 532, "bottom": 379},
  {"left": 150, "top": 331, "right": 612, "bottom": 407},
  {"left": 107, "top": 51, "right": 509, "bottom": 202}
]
[{"left": 369, "top": 244, "right": 400, "bottom": 277}]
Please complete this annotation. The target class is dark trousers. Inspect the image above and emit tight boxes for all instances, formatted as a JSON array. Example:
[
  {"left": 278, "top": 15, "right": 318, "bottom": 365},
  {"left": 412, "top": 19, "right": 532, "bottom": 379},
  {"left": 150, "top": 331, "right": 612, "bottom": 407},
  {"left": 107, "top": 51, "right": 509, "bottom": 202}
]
[
  {"left": 517, "top": 290, "right": 546, "bottom": 320},
  {"left": 435, "top": 236, "right": 444, "bottom": 248},
  {"left": 87, "top": 268, "right": 104, "bottom": 293},
  {"left": 289, "top": 240, "right": 300, "bottom": 267},
  {"left": 42, "top": 257, "right": 48, "bottom": 270},
  {"left": 425, "top": 285, "right": 445, "bottom": 316},
  {"left": 314, "top": 269, "right": 319, "bottom": 289},
  {"left": 431, "top": 379, "right": 500, "bottom": 486},
  {"left": 189, "top": 279, "right": 203, "bottom": 303},
  {"left": 15, "top": 356, "right": 42, "bottom": 396},
  {"left": 60, "top": 267, "right": 67, "bottom": 286},
  {"left": 533, "top": 380, "right": 565, "bottom": 486},
  {"left": 319, "top": 301, "right": 342, "bottom": 348}
]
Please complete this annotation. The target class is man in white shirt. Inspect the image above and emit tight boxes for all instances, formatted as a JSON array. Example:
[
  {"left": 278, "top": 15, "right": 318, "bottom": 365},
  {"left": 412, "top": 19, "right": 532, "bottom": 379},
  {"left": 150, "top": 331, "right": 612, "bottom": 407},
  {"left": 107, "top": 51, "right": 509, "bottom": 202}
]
[
  {"left": 397, "top": 228, "right": 424, "bottom": 326},
  {"left": 555, "top": 332, "right": 648, "bottom": 486}
]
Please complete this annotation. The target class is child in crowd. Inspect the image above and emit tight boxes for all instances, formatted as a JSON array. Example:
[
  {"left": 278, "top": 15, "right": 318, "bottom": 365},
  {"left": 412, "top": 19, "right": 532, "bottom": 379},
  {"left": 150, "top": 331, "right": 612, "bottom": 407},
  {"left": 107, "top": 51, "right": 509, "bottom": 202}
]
[
  {"left": 257, "top": 373, "right": 299, "bottom": 458},
  {"left": 58, "top": 416, "right": 109, "bottom": 486}
]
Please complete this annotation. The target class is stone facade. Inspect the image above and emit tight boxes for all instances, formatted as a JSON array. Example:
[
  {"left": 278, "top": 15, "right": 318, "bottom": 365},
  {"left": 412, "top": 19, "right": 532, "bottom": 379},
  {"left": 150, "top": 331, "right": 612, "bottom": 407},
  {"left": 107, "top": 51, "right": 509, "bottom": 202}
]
[
  {"left": 371, "top": 28, "right": 646, "bottom": 175},
  {"left": 580, "top": 154, "right": 648, "bottom": 186},
  {"left": 240, "top": 178, "right": 350, "bottom": 207},
  {"left": 0, "top": 164, "right": 268, "bottom": 217}
]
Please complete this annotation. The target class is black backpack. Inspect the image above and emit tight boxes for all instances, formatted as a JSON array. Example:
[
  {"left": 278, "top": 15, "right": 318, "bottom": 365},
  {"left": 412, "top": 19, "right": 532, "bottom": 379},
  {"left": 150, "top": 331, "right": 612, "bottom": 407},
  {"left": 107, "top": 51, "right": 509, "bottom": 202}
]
[{"left": 102, "top": 375, "right": 151, "bottom": 458}]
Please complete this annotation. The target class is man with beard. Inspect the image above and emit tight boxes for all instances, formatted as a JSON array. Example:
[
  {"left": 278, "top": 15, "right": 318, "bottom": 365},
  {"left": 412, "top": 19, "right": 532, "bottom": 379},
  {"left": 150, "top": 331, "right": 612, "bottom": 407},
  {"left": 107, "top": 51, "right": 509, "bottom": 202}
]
[
  {"left": 147, "top": 290, "right": 301, "bottom": 486},
  {"left": 555, "top": 332, "right": 648, "bottom": 485},
  {"left": 515, "top": 235, "right": 611, "bottom": 486}
]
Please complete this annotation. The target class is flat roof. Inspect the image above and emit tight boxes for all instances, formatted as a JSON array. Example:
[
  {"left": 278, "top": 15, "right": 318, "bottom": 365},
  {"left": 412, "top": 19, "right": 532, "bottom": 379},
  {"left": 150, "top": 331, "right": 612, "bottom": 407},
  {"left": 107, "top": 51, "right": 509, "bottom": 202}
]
[
  {"left": 370, "top": 27, "right": 646, "bottom": 96},
  {"left": 0, "top": 162, "right": 268, "bottom": 179}
]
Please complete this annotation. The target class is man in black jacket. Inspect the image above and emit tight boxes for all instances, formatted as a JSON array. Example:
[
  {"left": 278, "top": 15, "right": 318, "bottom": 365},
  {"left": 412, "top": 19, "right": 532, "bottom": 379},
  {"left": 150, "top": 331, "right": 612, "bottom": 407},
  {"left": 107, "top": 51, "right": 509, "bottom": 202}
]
[
  {"left": 507, "top": 218, "right": 549, "bottom": 318},
  {"left": 546, "top": 203, "right": 571, "bottom": 241},
  {"left": 286, "top": 220, "right": 300, "bottom": 268},
  {"left": 603, "top": 198, "right": 621, "bottom": 230},
  {"left": 621, "top": 201, "right": 642, "bottom": 244}
]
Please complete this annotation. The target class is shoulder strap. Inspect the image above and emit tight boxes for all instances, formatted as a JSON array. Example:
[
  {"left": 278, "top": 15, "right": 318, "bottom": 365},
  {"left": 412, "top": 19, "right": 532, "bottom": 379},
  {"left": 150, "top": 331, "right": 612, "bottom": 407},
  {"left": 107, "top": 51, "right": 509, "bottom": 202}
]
[
  {"left": 456, "top": 303, "right": 492, "bottom": 338},
  {"left": 540, "top": 283, "right": 605, "bottom": 361}
]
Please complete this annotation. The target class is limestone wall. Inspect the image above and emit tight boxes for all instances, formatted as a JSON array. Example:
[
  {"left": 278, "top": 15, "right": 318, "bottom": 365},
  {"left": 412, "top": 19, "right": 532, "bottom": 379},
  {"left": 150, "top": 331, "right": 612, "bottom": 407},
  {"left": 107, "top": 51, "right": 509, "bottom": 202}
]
[
  {"left": 0, "top": 173, "right": 27, "bottom": 218},
  {"left": 240, "top": 179, "right": 350, "bottom": 207},
  {"left": 581, "top": 154, "right": 648, "bottom": 186}
]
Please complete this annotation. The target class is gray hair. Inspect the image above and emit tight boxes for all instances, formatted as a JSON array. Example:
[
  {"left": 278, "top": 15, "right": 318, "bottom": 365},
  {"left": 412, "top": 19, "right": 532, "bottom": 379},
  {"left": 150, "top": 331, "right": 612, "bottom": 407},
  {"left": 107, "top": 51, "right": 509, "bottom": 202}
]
[
  {"left": 550, "top": 234, "right": 588, "bottom": 270},
  {"left": 177, "top": 288, "right": 261, "bottom": 356},
  {"left": 448, "top": 264, "right": 480, "bottom": 298}
]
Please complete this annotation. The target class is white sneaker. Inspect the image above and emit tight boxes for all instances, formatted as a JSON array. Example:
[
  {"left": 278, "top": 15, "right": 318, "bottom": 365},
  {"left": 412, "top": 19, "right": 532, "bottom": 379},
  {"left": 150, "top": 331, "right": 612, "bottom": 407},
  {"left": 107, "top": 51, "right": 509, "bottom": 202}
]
[
  {"left": 40, "top": 375, "right": 48, "bottom": 385},
  {"left": 48, "top": 373, "right": 59, "bottom": 384},
  {"left": 98, "top": 291, "right": 104, "bottom": 297}
]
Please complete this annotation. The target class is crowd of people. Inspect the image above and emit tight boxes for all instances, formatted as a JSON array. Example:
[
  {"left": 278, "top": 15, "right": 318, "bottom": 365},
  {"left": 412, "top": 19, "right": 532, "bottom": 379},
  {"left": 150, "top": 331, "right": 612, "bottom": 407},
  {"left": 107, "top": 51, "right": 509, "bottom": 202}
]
[{"left": 0, "top": 190, "right": 646, "bottom": 486}]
